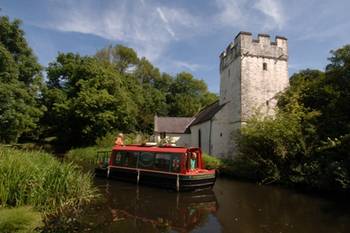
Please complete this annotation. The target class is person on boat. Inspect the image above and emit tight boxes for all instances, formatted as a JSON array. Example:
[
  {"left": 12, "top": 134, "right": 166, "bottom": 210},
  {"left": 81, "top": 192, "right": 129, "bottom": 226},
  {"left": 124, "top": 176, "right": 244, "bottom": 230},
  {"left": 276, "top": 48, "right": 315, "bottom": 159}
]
[
  {"left": 115, "top": 133, "right": 124, "bottom": 146},
  {"left": 190, "top": 152, "right": 197, "bottom": 170}
]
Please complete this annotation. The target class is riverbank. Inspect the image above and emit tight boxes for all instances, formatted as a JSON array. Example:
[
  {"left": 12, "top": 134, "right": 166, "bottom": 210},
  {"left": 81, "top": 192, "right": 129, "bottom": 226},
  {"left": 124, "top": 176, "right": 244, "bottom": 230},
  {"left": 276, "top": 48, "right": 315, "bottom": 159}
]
[{"left": 0, "top": 146, "right": 99, "bottom": 232}]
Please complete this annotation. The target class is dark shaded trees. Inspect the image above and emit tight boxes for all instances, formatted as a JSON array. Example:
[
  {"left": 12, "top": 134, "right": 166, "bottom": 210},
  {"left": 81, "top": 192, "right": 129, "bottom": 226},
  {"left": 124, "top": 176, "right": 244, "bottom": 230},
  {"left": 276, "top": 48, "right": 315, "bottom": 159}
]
[
  {"left": 42, "top": 53, "right": 138, "bottom": 147},
  {"left": 0, "top": 16, "right": 44, "bottom": 143},
  {"left": 168, "top": 72, "right": 218, "bottom": 117}
]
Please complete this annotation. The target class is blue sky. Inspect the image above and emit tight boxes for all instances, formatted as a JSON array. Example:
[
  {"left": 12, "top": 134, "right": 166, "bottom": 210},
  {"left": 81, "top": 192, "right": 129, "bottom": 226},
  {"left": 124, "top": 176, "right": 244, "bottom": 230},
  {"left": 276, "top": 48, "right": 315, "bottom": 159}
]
[{"left": 1, "top": 0, "right": 350, "bottom": 93}]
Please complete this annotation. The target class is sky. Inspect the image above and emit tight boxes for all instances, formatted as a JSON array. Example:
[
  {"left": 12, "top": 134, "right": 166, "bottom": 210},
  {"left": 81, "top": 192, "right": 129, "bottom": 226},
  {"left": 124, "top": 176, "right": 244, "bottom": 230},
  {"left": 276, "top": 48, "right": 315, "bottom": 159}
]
[{"left": 1, "top": 0, "right": 350, "bottom": 93}]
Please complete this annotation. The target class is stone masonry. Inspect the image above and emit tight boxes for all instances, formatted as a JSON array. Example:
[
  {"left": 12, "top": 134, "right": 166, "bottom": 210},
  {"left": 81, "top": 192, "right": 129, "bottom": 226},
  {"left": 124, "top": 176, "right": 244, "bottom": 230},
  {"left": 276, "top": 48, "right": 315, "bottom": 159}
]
[{"left": 213, "top": 32, "right": 289, "bottom": 157}]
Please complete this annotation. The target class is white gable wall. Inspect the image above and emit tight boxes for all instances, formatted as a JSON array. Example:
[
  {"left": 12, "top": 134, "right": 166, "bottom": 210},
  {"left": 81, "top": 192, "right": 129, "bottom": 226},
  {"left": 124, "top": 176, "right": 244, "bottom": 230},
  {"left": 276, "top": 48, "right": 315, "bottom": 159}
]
[
  {"left": 154, "top": 133, "right": 191, "bottom": 147},
  {"left": 190, "top": 121, "right": 211, "bottom": 155}
]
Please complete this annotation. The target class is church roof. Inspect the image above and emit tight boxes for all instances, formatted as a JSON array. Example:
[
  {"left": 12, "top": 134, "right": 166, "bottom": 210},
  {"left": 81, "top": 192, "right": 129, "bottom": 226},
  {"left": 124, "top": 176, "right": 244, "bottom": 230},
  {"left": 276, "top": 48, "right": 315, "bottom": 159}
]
[
  {"left": 189, "top": 100, "right": 225, "bottom": 127},
  {"left": 154, "top": 116, "right": 194, "bottom": 134}
]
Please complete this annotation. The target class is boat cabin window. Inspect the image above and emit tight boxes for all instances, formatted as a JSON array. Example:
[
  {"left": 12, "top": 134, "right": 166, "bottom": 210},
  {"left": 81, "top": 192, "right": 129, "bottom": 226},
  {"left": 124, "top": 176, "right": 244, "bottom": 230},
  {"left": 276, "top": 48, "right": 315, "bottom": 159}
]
[
  {"left": 154, "top": 153, "right": 171, "bottom": 172},
  {"left": 170, "top": 153, "right": 181, "bottom": 173},
  {"left": 114, "top": 151, "right": 138, "bottom": 168},
  {"left": 112, "top": 150, "right": 183, "bottom": 173},
  {"left": 153, "top": 153, "right": 182, "bottom": 172},
  {"left": 138, "top": 152, "right": 155, "bottom": 169}
]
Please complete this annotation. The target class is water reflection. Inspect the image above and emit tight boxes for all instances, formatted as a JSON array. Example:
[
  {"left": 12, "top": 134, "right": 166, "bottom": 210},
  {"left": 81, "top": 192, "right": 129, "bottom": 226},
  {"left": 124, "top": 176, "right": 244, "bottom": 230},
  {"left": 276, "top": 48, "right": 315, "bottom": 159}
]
[
  {"left": 78, "top": 178, "right": 219, "bottom": 232},
  {"left": 76, "top": 178, "right": 350, "bottom": 233}
]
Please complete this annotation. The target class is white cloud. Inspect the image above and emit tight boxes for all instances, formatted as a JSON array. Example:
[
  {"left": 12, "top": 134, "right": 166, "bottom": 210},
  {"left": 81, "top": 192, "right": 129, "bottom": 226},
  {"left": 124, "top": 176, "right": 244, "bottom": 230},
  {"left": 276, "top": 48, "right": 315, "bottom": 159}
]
[
  {"left": 215, "top": 0, "right": 244, "bottom": 26},
  {"left": 172, "top": 60, "right": 202, "bottom": 71},
  {"left": 254, "top": 0, "right": 285, "bottom": 30},
  {"left": 215, "top": 0, "right": 285, "bottom": 31},
  {"left": 42, "top": 0, "right": 199, "bottom": 63},
  {"left": 156, "top": 7, "right": 176, "bottom": 37},
  {"left": 36, "top": 0, "right": 288, "bottom": 74}
]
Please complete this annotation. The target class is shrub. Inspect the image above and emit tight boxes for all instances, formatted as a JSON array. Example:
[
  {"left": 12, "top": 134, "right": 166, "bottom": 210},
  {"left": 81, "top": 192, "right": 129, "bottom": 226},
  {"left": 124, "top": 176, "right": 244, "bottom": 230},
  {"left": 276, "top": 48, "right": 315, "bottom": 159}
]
[{"left": 202, "top": 153, "right": 222, "bottom": 170}]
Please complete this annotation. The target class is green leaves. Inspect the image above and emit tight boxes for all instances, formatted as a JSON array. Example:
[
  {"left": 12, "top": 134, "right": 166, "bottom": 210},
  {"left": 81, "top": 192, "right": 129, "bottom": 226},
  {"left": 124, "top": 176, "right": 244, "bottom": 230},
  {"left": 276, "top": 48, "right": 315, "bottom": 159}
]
[
  {"left": 167, "top": 72, "right": 218, "bottom": 117},
  {"left": 0, "top": 17, "right": 43, "bottom": 143}
]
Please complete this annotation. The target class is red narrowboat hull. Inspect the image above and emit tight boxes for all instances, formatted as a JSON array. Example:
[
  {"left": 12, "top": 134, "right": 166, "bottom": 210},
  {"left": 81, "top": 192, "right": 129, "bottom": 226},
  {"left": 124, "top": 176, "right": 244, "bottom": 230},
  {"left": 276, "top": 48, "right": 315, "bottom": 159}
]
[{"left": 95, "top": 166, "right": 216, "bottom": 191}]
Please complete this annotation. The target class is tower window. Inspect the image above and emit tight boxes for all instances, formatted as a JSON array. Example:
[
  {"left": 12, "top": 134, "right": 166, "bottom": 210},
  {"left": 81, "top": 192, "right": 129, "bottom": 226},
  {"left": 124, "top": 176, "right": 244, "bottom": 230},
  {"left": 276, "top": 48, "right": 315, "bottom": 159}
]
[
  {"left": 228, "top": 68, "right": 230, "bottom": 77},
  {"left": 263, "top": 62, "right": 267, "bottom": 70}
]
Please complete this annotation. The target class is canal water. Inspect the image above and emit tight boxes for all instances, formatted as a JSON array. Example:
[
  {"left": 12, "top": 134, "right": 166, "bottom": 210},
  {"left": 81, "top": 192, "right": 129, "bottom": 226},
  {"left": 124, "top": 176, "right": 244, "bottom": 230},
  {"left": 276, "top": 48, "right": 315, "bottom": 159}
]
[{"left": 76, "top": 178, "right": 350, "bottom": 233}]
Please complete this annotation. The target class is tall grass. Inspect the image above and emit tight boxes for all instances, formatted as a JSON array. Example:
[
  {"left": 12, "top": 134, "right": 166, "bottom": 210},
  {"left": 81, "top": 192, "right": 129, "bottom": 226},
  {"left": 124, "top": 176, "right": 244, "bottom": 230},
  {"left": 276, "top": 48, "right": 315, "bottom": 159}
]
[
  {"left": 0, "top": 147, "right": 98, "bottom": 215},
  {"left": 66, "top": 132, "right": 150, "bottom": 171},
  {"left": 65, "top": 146, "right": 102, "bottom": 171},
  {"left": 0, "top": 206, "right": 42, "bottom": 233}
]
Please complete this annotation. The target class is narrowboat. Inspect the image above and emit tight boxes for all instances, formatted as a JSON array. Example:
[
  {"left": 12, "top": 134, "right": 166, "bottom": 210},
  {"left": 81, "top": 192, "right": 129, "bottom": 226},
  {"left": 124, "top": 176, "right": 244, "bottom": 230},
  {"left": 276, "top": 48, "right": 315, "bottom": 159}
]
[{"left": 95, "top": 145, "right": 216, "bottom": 191}]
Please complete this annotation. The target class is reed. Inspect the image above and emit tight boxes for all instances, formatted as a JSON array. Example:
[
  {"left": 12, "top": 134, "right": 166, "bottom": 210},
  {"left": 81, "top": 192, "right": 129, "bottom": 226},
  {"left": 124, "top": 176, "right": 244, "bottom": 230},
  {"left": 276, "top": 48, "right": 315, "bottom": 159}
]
[
  {"left": 0, "top": 147, "right": 98, "bottom": 215},
  {"left": 66, "top": 146, "right": 106, "bottom": 171}
]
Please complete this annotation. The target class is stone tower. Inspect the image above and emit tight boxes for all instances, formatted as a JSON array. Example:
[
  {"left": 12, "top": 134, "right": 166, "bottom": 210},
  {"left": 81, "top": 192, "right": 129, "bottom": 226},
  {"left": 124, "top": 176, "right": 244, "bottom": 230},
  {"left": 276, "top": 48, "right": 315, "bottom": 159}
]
[{"left": 212, "top": 32, "right": 289, "bottom": 157}]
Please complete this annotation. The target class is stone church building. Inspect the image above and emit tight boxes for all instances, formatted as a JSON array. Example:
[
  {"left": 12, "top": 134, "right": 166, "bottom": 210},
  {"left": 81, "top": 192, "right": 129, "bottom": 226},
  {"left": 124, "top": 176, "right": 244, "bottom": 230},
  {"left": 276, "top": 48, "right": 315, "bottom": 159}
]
[{"left": 154, "top": 32, "right": 289, "bottom": 157}]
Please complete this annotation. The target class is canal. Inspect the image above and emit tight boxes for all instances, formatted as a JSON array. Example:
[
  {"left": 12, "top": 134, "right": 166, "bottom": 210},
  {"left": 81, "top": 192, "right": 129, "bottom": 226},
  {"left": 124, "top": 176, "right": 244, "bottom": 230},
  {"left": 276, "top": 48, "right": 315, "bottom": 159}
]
[{"left": 75, "top": 178, "right": 350, "bottom": 233}]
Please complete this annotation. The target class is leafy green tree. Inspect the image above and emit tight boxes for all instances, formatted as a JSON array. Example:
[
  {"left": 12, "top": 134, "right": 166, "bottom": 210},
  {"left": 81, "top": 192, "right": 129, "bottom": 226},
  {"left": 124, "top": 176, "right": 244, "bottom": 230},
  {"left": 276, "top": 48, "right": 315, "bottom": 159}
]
[
  {"left": 43, "top": 53, "right": 137, "bottom": 147},
  {"left": 154, "top": 73, "right": 173, "bottom": 93},
  {"left": 95, "top": 45, "right": 138, "bottom": 74},
  {"left": 134, "top": 57, "right": 160, "bottom": 84},
  {"left": 0, "top": 16, "right": 43, "bottom": 143},
  {"left": 168, "top": 72, "right": 218, "bottom": 116},
  {"left": 0, "top": 16, "right": 41, "bottom": 85}
]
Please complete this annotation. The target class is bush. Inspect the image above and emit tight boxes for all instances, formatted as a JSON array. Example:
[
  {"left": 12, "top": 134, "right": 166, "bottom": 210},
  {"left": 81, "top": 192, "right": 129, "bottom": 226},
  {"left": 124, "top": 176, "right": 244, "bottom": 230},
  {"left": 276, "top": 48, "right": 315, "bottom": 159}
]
[
  {"left": 0, "top": 147, "right": 98, "bottom": 214},
  {"left": 234, "top": 108, "right": 350, "bottom": 190},
  {"left": 0, "top": 206, "right": 42, "bottom": 233},
  {"left": 202, "top": 153, "right": 222, "bottom": 170}
]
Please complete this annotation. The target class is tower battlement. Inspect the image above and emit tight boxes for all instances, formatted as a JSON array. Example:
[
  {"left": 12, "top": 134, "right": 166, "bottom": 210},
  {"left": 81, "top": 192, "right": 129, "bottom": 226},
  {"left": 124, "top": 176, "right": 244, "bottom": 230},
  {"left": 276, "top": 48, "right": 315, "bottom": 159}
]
[{"left": 220, "top": 32, "right": 288, "bottom": 71}]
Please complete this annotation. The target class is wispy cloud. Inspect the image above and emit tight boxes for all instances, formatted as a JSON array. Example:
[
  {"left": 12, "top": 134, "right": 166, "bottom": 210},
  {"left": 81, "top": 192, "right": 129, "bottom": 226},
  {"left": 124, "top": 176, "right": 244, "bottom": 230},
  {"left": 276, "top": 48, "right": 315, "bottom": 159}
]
[
  {"left": 215, "top": 0, "right": 285, "bottom": 31},
  {"left": 254, "top": 0, "right": 285, "bottom": 30},
  {"left": 156, "top": 7, "right": 176, "bottom": 38},
  {"left": 35, "top": 0, "right": 287, "bottom": 73},
  {"left": 172, "top": 60, "right": 202, "bottom": 71},
  {"left": 41, "top": 0, "right": 199, "bottom": 63},
  {"left": 215, "top": 0, "right": 244, "bottom": 26}
]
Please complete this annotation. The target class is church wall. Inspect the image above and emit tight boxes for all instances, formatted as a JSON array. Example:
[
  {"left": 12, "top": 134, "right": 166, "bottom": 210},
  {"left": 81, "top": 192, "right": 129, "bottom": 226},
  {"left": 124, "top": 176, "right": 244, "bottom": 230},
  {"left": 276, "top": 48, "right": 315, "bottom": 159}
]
[
  {"left": 154, "top": 133, "right": 191, "bottom": 147},
  {"left": 210, "top": 113, "right": 241, "bottom": 158},
  {"left": 190, "top": 121, "right": 211, "bottom": 154}
]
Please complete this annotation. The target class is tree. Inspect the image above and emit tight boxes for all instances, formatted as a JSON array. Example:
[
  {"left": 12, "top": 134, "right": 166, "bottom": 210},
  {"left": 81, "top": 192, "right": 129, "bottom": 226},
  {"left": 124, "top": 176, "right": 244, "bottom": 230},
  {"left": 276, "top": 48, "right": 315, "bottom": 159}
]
[
  {"left": 0, "top": 16, "right": 41, "bottom": 85},
  {"left": 95, "top": 45, "right": 138, "bottom": 74},
  {"left": 0, "top": 16, "right": 43, "bottom": 143},
  {"left": 167, "top": 72, "right": 218, "bottom": 116},
  {"left": 43, "top": 53, "right": 137, "bottom": 147}
]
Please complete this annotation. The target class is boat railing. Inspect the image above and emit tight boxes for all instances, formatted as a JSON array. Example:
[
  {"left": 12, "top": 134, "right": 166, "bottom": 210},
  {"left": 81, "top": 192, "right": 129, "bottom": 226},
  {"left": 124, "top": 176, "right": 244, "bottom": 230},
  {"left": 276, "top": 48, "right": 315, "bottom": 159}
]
[{"left": 96, "top": 150, "right": 110, "bottom": 168}]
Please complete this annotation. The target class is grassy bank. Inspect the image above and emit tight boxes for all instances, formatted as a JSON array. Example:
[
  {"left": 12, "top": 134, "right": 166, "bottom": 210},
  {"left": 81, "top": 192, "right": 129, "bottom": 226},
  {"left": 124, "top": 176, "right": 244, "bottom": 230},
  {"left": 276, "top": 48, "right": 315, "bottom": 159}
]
[
  {"left": 65, "top": 146, "right": 106, "bottom": 171},
  {"left": 0, "top": 206, "right": 42, "bottom": 233},
  {"left": 66, "top": 132, "right": 150, "bottom": 171},
  {"left": 0, "top": 147, "right": 98, "bottom": 215}
]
